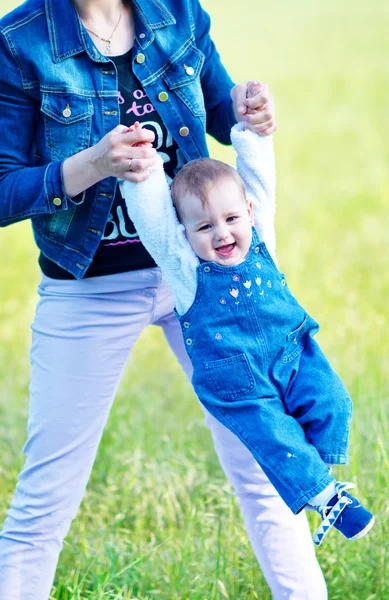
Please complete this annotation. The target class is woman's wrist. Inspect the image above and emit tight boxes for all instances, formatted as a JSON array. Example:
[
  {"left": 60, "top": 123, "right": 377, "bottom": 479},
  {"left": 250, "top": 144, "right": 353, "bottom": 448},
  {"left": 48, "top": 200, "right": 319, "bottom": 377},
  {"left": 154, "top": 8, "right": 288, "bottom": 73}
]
[{"left": 62, "top": 145, "right": 105, "bottom": 199}]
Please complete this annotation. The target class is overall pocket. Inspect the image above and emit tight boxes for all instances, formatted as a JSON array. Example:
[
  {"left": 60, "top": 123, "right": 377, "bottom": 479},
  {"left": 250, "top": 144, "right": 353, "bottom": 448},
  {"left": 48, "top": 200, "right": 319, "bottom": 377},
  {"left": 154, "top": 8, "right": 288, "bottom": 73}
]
[
  {"left": 205, "top": 353, "right": 255, "bottom": 401},
  {"left": 41, "top": 93, "right": 94, "bottom": 160},
  {"left": 281, "top": 315, "right": 310, "bottom": 364}
]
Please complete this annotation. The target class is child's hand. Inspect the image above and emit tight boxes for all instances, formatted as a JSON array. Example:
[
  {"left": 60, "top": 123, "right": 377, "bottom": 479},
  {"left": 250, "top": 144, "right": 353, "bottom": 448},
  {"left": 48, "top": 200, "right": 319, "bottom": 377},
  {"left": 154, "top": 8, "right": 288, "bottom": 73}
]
[
  {"left": 126, "top": 121, "right": 153, "bottom": 148},
  {"left": 231, "top": 81, "right": 276, "bottom": 136}
]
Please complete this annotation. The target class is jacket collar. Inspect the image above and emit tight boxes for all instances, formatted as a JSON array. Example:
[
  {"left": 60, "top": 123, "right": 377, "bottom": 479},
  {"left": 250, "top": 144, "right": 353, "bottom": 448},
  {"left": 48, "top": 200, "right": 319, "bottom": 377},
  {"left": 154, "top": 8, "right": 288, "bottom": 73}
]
[{"left": 46, "top": 0, "right": 176, "bottom": 63}]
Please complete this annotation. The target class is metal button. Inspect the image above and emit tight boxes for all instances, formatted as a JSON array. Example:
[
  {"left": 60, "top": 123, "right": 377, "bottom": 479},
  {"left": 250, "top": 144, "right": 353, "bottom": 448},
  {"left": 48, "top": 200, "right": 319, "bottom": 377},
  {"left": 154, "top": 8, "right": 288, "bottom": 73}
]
[
  {"left": 53, "top": 197, "right": 62, "bottom": 207},
  {"left": 158, "top": 91, "right": 169, "bottom": 102},
  {"left": 254, "top": 246, "right": 260, "bottom": 254},
  {"left": 62, "top": 105, "right": 71, "bottom": 118},
  {"left": 183, "top": 322, "right": 190, "bottom": 329},
  {"left": 203, "top": 266, "right": 211, "bottom": 273},
  {"left": 136, "top": 53, "right": 145, "bottom": 64},
  {"left": 139, "top": 33, "right": 146, "bottom": 39},
  {"left": 186, "top": 338, "right": 193, "bottom": 346},
  {"left": 179, "top": 126, "right": 190, "bottom": 137},
  {"left": 184, "top": 65, "right": 195, "bottom": 76},
  {"left": 281, "top": 279, "right": 286, "bottom": 286}
]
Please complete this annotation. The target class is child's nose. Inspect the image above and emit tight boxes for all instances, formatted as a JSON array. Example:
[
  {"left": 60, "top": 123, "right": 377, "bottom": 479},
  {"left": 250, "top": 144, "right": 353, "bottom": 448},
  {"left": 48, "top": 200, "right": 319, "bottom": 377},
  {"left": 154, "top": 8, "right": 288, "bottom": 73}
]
[{"left": 215, "top": 223, "right": 230, "bottom": 241}]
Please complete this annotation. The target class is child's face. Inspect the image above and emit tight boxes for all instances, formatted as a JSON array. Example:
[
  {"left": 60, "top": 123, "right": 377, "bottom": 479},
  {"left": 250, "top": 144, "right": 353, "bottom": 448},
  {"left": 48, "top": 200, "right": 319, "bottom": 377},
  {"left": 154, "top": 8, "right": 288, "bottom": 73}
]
[{"left": 179, "top": 176, "right": 254, "bottom": 266}]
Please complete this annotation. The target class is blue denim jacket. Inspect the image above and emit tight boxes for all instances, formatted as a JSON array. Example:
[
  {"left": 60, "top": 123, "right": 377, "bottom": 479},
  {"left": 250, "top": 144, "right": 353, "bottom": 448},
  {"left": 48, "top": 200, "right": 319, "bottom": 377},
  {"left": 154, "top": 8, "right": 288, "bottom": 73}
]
[{"left": 0, "top": 0, "right": 236, "bottom": 278}]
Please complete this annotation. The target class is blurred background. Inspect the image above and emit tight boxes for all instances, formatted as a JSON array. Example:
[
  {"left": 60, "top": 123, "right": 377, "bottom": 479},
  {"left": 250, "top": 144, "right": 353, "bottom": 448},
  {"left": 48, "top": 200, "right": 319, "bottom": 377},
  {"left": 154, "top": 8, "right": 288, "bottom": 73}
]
[{"left": 0, "top": 0, "right": 388, "bottom": 598}]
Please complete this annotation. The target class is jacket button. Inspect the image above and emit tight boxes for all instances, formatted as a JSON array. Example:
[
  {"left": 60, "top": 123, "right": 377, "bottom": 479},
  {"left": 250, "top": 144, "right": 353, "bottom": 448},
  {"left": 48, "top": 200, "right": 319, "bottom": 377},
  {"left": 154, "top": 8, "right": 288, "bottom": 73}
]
[
  {"left": 254, "top": 246, "right": 260, "bottom": 254},
  {"left": 183, "top": 321, "right": 190, "bottom": 329},
  {"left": 53, "top": 197, "right": 62, "bottom": 207},
  {"left": 158, "top": 91, "right": 169, "bottom": 102},
  {"left": 139, "top": 33, "right": 146, "bottom": 39},
  {"left": 179, "top": 126, "right": 190, "bottom": 137},
  {"left": 203, "top": 266, "right": 211, "bottom": 273},
  {"left": 184, "top": 65, "right": 194, "bottom": 76},
  {"left": 186, "top": 338, "right": 193, "bottom": 346},
  {"left": 136, "top": 53, "right": 145, "bottom": 64},
  {"left": 62, "top": 105, "right": 71, "bottom": 118}
]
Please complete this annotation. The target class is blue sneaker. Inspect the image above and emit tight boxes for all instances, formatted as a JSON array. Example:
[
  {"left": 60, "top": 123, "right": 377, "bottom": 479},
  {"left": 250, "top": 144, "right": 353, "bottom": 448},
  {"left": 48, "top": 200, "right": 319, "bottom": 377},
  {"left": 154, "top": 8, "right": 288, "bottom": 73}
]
[{"left": 313, "top": 482, "right": 374, "bottom": 546}]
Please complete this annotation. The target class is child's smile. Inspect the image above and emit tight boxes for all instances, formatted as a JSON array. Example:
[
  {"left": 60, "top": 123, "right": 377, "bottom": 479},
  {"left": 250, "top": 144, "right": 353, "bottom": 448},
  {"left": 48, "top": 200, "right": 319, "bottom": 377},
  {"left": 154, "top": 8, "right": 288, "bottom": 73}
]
[{"left": 179, "top": 176, "right": 254, "bottom": 266}]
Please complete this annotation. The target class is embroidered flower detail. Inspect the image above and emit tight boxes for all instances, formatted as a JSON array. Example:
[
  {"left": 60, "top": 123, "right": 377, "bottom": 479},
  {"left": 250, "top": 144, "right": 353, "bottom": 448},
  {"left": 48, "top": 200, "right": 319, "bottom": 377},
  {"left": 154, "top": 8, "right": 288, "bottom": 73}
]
[
  {"left": 229, "top": 288, "right": 239, "bottom": 299},
  {"left": 256, "top": 262, "right": 262, "bottom": 269},
  {"left": 215, "top": 333, "right": 222, "bottom": 341},
  {"left": 255, "top": 277, "right": 262, "bottom": 286},
  {"left": 232, "top": 274, "right": 240, "bottom": 282},
  {"left": 243, "top": 280, "right": 252, "bottom": 289},
  {"left": 219, "top": 297, "right": 227, "bottom": 305},
  {"left": 266, "top": 280, "right": 272, "bottom": 288}
]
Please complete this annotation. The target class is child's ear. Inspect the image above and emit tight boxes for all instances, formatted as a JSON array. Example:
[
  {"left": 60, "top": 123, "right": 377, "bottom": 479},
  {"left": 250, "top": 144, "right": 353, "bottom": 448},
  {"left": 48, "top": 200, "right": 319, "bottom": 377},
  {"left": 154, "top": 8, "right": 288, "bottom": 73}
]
[{"left": 247, "top": 200, "right": 255, "bottom": 225}]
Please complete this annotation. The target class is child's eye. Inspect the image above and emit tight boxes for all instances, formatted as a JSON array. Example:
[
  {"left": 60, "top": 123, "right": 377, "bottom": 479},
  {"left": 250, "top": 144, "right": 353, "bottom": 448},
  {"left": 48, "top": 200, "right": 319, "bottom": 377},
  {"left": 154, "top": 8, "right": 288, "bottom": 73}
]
[
  {"left": 226, "top": 216, "right": 238, "bottom": 223},
  {"left": 198, "top": 224, "right": 211, "bottom": 231}
]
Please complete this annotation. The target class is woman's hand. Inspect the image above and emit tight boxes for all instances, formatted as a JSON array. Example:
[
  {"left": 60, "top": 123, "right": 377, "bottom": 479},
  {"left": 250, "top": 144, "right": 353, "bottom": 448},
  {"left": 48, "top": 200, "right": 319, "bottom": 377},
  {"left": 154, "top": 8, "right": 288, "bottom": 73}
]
[
  {"left": 90, "top": 124, "right": 157, "bottom": 183},
  {"left": 231, "top": 81, "right": 276, "bottom": 136}
]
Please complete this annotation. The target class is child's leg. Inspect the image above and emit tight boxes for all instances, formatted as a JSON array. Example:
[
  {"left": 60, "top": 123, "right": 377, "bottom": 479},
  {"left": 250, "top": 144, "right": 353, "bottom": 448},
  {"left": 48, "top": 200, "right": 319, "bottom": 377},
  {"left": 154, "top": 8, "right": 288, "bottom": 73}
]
[
  {"left": 278, "top": 337, "right": 374, "bottom": 544},
  {"left": 280, "top": 335, "right": 352, "bottom": 466}
]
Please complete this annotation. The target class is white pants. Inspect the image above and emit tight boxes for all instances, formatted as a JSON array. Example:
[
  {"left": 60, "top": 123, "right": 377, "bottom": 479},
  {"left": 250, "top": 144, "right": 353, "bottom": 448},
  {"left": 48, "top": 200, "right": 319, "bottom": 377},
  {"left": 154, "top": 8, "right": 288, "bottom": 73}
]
[{"left": 0, "top": 269, "right": 327, "bottom": 599}]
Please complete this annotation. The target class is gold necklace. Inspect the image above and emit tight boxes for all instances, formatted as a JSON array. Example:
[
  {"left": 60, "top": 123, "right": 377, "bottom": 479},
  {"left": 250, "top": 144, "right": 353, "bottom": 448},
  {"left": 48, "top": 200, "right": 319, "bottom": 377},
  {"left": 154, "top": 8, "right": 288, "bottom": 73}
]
[{"left": 84, "top": 5, "right": 123, "bottom": 54}]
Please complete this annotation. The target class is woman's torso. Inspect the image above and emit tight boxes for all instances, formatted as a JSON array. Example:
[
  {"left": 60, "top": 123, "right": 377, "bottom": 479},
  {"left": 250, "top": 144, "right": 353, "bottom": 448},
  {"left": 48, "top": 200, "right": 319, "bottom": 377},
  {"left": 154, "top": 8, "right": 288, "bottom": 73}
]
[{"left": 0, "top": 0, "right": 235, "bottom": 278}]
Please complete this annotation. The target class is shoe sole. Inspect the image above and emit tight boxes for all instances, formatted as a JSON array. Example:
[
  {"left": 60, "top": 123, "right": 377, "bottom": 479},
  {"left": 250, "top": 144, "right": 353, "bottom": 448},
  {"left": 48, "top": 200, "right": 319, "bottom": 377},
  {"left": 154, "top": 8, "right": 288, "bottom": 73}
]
[{"left": 349, "top": 515, "right": 375, "bottom": 541}]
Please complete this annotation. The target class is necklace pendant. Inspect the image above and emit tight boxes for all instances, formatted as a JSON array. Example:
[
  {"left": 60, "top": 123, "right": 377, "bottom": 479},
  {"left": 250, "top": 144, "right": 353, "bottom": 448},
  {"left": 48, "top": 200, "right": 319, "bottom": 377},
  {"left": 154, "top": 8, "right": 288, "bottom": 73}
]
[{"left": 106, "top": 39, "right": 112, "bottom": 54}]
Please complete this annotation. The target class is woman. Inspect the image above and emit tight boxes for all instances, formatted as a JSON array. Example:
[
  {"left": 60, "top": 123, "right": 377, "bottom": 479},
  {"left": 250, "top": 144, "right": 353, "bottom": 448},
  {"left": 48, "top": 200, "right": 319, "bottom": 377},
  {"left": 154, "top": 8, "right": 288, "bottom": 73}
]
[{"left": 0, "top": 0, "right": 327, "bottom": 598}]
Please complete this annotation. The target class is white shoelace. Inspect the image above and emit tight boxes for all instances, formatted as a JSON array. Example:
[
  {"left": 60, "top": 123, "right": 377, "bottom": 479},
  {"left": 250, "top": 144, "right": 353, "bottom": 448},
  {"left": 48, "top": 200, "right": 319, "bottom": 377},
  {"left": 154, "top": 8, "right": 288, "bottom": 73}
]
[{"left": 313, "top": 482, "right": 355, "bottom": 546}]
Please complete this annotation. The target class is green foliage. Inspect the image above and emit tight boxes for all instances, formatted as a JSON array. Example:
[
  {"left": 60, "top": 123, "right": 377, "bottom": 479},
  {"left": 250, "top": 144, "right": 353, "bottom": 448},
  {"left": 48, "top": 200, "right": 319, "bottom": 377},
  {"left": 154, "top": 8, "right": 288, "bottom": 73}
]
[{"left": 1, "top": 0, "right": 388, "bottom": 598}]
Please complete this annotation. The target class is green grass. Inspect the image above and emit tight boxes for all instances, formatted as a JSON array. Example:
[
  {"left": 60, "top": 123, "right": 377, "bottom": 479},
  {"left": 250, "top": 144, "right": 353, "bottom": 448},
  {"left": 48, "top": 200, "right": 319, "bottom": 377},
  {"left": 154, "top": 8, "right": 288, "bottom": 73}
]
[{"left": 1, "top": 0, "right": 389, "bottom": 598}]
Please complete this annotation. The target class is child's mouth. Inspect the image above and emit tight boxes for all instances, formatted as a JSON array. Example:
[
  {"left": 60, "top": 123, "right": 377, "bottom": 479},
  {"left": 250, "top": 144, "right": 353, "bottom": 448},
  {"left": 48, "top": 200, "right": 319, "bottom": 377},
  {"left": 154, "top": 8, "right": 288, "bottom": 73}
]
[{"left": 215, "top": 243, "right": 236, "bottom": 257}]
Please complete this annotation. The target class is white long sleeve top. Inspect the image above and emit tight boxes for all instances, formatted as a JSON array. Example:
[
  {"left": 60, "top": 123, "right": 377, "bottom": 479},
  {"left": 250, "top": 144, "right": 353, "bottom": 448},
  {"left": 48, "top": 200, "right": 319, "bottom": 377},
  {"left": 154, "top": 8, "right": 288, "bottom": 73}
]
[{"left": 120, "top": 123, "right": 276, "bottom": 316}]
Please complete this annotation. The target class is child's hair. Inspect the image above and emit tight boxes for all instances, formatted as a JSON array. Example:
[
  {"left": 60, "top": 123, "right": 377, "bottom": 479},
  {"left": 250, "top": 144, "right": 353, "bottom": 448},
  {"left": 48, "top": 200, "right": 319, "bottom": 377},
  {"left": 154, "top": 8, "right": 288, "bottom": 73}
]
[{"left": 171, "top": 158, "right": 246, "bottom": 220}]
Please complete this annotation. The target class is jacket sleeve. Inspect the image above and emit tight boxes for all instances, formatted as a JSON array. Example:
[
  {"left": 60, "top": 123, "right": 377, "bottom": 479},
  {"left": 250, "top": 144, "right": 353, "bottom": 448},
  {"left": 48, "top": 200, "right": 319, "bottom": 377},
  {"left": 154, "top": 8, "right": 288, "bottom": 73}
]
[
  {"left": 120, "top": 160, "right": 199, "bottom": 315},
  {"left": 191, "top": 0, "right": 236, "bottom": 145},
  {"left": 0, "top": 32, "right": 82, "bottom": 227},
  {"left": 231, "top": 123, "right": 277, "bottom": 264}
]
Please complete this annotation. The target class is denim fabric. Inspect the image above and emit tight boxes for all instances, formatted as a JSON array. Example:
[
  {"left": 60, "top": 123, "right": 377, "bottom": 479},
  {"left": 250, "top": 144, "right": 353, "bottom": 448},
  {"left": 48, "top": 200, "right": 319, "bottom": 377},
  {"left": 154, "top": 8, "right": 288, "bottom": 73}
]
[
  {"left": 0, "top": 0, "right": 236, "bottom": 277},
  {"left": 178, "top": 229, "right": 353, "bottom": 514},
  {"left": 0, "top": 270, "right": 327, "bottom": 600}
]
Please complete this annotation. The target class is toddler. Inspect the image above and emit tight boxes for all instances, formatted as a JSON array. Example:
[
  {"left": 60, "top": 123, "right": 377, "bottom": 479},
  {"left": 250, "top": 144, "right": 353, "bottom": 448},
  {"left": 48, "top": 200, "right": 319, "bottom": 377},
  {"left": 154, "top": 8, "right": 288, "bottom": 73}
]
[{"left": 120, "top": 88, "right": 374, "bottom": 545}]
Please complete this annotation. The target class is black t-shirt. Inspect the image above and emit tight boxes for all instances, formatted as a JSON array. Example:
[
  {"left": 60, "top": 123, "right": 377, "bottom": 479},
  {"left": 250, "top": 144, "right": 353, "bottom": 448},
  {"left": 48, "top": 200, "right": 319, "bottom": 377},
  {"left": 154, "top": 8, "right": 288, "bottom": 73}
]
[{"left": 39, "top": 49, "right": 182, "bottom": 279}]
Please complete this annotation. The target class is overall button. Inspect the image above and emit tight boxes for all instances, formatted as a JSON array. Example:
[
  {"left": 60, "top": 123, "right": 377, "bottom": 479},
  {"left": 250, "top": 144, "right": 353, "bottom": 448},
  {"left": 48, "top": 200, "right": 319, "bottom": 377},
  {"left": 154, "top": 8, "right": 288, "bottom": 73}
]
[
  {"left": 183, "top": 321, "right": 190, "bottom": 329},
  {"left": 254, "top": 246, "right": 260, "bottom": 254},
  {"left": 139, "top": 33, "right": 146, "bottom": 39},
  {"left": 186, "top": 338, "right": 193, "bottom": 346},
  {"left": 136, "top": 53, "right": 145, "bottom": 64},
  {"left": 53, "top": 197, "right": 62, "bottom": 207},
  {"left": 184, "top": 64, "right": 195, "bottom": 76},
  {"left": 281, "top": 279, "right": 286, "bottom": 286},
  {"left": 179, "top": 126, "right": 190, "bottom": 137},
  {"left": 158, "top": 91, "right": 169, "bottom": 102},
  {"left": 203, "top": 266, "right": 211, "bottom": 273}
]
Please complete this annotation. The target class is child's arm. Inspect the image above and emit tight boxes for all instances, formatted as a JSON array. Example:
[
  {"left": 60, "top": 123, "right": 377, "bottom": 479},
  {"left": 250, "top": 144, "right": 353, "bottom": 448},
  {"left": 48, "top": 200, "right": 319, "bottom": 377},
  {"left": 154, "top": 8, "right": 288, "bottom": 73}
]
[
  {"left": 231, "top": 82, "right": 277, "bottom": 264},
  {"left": 120, "top": 124, "right": 199, "bottom": 315}
]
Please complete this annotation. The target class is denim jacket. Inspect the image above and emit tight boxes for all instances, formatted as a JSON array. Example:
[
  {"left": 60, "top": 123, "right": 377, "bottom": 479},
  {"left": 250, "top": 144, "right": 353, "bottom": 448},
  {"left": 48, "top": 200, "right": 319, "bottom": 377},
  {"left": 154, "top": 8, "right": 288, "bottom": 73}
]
[{"left": 0, "top": 0, "right": 236, "bottom": 278}]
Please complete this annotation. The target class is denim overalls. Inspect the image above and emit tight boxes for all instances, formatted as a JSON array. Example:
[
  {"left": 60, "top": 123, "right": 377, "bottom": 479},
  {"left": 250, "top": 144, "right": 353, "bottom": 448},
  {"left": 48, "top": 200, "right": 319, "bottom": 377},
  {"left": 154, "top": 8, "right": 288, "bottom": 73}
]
[{"left": 179, "top": 229, "right": 352, "bottom": 513}]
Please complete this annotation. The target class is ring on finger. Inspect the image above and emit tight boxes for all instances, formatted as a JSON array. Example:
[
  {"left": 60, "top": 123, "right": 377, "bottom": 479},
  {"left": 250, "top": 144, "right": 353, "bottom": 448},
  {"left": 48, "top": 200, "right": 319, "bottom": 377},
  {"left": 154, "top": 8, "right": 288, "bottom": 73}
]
[{"left": 128, "top": 159, "right": 133, "bottom": 171}]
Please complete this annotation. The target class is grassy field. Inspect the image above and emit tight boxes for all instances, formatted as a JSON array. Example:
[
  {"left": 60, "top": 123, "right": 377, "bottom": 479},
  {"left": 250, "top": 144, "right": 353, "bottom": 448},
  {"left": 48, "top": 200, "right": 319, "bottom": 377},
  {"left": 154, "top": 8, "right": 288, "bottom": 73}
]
[{"left": 0, "top": 0, "right": 388, "bottom": 598}]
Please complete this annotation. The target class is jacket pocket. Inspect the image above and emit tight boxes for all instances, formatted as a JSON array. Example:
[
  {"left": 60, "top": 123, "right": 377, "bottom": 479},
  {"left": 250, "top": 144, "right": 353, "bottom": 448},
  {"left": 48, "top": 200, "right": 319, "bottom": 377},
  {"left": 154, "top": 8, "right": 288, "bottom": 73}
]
[
  {"left": 281, "top": 315, "right": 309, "bottom": 364},
  {"left": 163, "top": 43, "right": 206, "bottom": 119},
  {"left": 41, "top": 93, "right": 94, "bottom": 160},
  {"left": 205, "top": 353, "right": 255, "bottom": 401}
]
